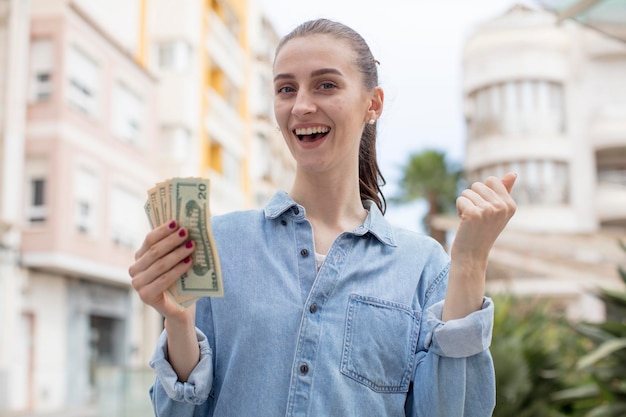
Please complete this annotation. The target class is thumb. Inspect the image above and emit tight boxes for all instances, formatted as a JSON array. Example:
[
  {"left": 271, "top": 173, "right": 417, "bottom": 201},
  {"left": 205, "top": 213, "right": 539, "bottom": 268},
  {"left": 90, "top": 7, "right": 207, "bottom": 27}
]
[{"left": 501, "top": 172, "right": 517, "bottom": 194}]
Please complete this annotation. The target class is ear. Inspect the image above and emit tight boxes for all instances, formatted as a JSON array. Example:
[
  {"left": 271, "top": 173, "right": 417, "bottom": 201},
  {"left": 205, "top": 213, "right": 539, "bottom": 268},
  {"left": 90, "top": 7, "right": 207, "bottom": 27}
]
[{"left": 365, "top": 86, "right": 384, "bottom": 123}]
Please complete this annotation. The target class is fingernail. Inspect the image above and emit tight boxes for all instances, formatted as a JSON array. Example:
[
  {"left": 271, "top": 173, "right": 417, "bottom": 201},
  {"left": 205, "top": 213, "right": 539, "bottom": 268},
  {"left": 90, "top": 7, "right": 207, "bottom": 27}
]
[
  {"left": 169, "top": 220, "right": 176, "bottom": 229},
  {"left": 178, "top": 229, "right": 186, "bottom": 237},
  {"left": 183, "top": 256, "right": 191, "bottom": 264},
  {"left": 185, "top": 240, "right": 193, "bottom": 249}
]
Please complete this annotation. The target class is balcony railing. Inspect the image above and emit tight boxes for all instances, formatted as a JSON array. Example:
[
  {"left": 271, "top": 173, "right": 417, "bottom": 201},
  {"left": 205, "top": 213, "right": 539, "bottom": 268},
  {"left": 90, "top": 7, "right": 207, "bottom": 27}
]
[
  {"left": 598, "top": 170, "right": 626, "bottom": 187},
  {"left": 206, "top": 11, "right": 245, "bottom": 88}
]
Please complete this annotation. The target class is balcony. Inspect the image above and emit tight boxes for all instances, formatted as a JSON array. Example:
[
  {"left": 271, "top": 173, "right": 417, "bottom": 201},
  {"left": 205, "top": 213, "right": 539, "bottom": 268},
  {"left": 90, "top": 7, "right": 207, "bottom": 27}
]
[
  {"left": 589, "top": 104, "right": 626, "bottom": 149},
  {"left": 206, "top": 11, "right": 245, "bottom": 89},
  {"left": 205, "top": 88, "right": 244, "bottom": 157},
  {"left": 596, "top": 170, "right": 626, "bottom": 226}
]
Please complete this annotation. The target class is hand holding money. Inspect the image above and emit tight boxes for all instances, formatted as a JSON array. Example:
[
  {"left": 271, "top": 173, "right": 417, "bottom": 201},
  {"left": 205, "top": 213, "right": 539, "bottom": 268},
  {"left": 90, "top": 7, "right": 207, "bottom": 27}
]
[{"left": 145, "top": 177, "right": 224, "bottom": 309}]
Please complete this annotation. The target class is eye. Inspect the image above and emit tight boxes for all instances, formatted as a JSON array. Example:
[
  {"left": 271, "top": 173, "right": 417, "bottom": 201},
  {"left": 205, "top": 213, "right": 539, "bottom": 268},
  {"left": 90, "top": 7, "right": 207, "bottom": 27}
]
[
  {"left": 319, "top": 82, "right": 337, "bottom": 90},
  {"left": 277, "top": 85, "right": 295, "bottom": 94}
]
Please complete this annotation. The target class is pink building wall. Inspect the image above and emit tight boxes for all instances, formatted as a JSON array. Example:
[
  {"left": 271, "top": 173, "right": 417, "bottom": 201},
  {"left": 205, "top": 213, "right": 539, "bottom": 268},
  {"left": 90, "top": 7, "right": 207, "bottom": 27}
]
[{"left": 22, "top": 4, "right": 160, "bottom": 283}]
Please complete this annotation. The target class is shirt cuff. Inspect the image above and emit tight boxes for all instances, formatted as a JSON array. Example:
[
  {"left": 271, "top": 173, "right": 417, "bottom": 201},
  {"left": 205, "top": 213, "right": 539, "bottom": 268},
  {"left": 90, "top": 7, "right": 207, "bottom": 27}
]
[
  {"left": 149, "top": 328, "right": 214, "bottom": 405},
  {"left": 424, "top": 297, "right": 494, "bottom": 358}
]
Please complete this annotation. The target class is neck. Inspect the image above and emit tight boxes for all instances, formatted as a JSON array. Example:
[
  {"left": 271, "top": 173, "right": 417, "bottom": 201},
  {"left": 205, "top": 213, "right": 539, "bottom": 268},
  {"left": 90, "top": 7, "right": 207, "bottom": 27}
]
[{"left": 289, "top": 169, "right": 366, "bottom": 226}]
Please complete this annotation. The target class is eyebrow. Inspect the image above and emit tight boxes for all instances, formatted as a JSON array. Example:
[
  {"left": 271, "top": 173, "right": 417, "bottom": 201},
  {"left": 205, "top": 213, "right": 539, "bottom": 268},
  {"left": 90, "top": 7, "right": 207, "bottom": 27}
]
[{"left": 273, "top": 68, "right": 344, "bottom": 82}]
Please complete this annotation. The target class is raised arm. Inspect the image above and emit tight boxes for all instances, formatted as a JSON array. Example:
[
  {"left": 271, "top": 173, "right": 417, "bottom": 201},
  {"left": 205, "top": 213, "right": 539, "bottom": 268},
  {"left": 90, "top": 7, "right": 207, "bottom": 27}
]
[{"left": 443, "top": 172, "right": 517, "bottom": 321}]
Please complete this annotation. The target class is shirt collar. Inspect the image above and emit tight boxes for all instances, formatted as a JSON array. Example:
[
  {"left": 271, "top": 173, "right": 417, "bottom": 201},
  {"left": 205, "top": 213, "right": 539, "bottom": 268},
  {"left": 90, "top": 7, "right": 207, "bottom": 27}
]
[{"left": 264, "top": 191, "right": 397, "bottom": 247}]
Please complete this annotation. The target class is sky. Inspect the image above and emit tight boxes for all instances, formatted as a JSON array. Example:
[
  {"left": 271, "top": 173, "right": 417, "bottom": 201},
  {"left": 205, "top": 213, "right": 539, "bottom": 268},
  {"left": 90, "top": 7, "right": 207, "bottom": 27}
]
[{"left": 258, "top": 0, "right": 540, "bottom": 232}]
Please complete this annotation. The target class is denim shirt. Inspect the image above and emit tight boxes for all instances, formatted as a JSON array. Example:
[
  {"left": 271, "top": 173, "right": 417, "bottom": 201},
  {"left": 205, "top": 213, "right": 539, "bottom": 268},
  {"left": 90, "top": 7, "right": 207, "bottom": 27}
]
[{"left": 149, "top": 191, "right": 496, "bottom": 417}]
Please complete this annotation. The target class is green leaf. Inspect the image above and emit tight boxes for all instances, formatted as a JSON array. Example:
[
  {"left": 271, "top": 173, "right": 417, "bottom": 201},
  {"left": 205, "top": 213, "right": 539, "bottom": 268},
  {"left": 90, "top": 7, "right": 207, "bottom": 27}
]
[
  {"left": 578, "top": 338, "right": 626, "bottom": 370},
  {"left": 552, "top": 384, "right": 599, "bottom": 402},
  {"left": 585, "top": 402, "right": 626, "bottom": 417},
  {"left": 575, "top": 323, "right": 615, "bottom": 344}
]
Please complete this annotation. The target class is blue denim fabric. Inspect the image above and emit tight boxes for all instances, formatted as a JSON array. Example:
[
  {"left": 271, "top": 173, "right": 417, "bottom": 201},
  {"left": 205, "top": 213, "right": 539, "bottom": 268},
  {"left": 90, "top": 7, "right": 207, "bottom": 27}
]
[{"left": 149, "top": 191, "right": 496, "bottom": 417}]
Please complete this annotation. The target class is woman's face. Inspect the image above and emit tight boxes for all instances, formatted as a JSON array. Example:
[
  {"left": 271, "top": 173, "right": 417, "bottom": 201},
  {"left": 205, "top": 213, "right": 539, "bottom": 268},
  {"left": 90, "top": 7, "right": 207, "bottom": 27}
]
[{"left": 273, "top": 34, "right": 381, "bottom": 176}]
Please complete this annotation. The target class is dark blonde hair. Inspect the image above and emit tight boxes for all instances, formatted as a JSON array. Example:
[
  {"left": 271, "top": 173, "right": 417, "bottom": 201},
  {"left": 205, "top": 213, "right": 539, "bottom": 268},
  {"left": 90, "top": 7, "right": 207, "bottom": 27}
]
[{"left": 275, "top": 19, "right": 387, "bottom": 214}]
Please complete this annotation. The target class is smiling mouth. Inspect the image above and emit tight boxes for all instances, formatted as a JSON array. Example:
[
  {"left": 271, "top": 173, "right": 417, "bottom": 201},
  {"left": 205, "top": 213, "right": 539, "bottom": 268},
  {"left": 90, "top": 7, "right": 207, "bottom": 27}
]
[{"left": 294, "top": 126, "right": 330, "bottom": 142}]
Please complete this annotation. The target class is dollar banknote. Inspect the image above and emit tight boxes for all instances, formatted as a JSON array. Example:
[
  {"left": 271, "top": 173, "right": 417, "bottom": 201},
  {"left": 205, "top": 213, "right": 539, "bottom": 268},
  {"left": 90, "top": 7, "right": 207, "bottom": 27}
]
[{"left": 144, "top": 177, "right": 223, "bottom": 309}]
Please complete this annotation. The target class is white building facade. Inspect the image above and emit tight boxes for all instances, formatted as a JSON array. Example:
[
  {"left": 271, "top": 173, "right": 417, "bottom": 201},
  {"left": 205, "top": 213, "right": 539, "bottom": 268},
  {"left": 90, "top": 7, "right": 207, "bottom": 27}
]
[
  {"left": 1, "top": 0, "right": 162, "bottom": 413},
  {"left": 461, "top": 4, "right": 626, "bottom": 320},
  {"left": 247, "top": 4, "right": 295, "bottom": 207}
]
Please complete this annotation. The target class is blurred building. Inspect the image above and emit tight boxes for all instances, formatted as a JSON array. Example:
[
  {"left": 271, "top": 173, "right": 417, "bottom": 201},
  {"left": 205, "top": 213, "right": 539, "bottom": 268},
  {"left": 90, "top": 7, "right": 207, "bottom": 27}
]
[
  {"left": 247, "top": 4, "right": 296, "bottom": 207},
  {"left": 0, "top": 0, "right": 162, "bottom": 413},
  {"left": 456, "top": 2, "right": 626, "bottom": 320},
  {"left": 143, "top": 0, "right": 293, "bottom": 212},
  {"left": 0, "top": 0, "right": 289, "bottom": 415},
  {"left": 148, "top": 0, "right": 251, "bottom": 214},
  {"left": 0, "top": 0, "right": 31, "bottom": 412}
]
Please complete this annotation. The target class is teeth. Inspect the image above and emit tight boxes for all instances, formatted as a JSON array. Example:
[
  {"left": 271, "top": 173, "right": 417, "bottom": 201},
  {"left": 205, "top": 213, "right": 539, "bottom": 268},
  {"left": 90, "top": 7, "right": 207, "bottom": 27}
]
[{"left": 294, "top": 126, "right": 330, "bottom": 136}]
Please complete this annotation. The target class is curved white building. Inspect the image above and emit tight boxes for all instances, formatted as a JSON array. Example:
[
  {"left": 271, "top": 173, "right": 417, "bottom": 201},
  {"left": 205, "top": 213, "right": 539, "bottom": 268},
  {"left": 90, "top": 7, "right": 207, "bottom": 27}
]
[
  {"left": 463, "top": 4, "right": 626, "bottom": 233},
  {"left": 460, "top": 4, "right": 626, "bottom": 321}
]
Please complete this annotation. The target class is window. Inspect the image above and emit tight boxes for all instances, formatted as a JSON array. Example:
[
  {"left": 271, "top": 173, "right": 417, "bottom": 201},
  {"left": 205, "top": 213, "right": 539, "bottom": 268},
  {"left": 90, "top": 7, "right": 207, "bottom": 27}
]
[
  {"left": 157, "top": 40, "right": 190, "bottom": 71},
  {"left": 28, "top": 179, "right": 46, "bottom": 223},
  {"left": 162, "top": 126, "right": 191, "bottom": 160},
  {"left": 25, "top": 159, "right": 48, "bottom": 224},
  {"left": 74, "top": 167, "right": 99, "bottom": 236},
  {"left": 110, "top": 186, "right": 143, "bottom": 249},
  {"left": 222, "top": 150, "right": 241, "bottom": 185},
  {"left": 471, "top": 159, "right": 570, "bottom": 206},
  {"left": 209, "top": 142, "right": 222, "bottom": 173},
  {"left": 251, "top": 133, "right": 271, "bottom": 181},
  {"left": 112, "top": 82, "right": 143, "bottom": 144},
  {"left": 29, "top": 39, "right": 53, "bottom": 102},
  {"left": 470, "top": 80, "right": 565, "bottom": 139},
  {"left": 67, "top": 45, "right": 99, "bottom": 116},
  {"left": 210, "top": 66, "right": 239, "bottom": 109}
]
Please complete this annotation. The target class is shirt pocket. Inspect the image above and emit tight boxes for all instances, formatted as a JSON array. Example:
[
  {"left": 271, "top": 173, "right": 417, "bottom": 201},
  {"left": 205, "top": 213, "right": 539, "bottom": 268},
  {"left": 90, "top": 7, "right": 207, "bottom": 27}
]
[{"left": 341, "top": 294, "right": 420, "bottom": 393}]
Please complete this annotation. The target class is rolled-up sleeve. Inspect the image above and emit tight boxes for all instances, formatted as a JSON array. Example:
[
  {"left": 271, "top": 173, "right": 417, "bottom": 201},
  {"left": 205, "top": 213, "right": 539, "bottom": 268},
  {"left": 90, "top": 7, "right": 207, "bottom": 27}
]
[
  {"left": 149, "top": 327, "right": 214, "bottom": 414},
  {"left": 425, "top": 297, "right": 494, "bottom": 358},
  {"left": 407, "top": 297, "right": 496, "bottom": 417}
]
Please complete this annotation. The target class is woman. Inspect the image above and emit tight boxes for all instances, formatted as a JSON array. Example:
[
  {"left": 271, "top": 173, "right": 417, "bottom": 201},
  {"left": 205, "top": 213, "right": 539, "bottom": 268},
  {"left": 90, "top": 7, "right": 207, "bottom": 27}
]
[{"left": 129, "top": 18, "right": 516, "bottom": 417}]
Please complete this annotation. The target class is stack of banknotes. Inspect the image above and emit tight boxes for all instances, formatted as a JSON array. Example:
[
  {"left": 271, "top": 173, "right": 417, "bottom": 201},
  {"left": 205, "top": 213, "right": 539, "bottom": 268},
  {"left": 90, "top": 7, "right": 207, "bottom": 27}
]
[{"left": 144, "top": 177, "right": 224, "bottom": 309}]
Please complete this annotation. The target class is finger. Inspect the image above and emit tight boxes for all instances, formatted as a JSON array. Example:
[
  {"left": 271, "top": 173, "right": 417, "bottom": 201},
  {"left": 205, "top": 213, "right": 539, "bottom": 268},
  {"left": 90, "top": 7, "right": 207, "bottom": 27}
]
[
  {"left": 135, "top": 255, "right": 194, "bottom": 304},
  {"left": 460, "top": 187, "right": 492, "bottom": 208},
  {"left": 130, "top": 226, "right": 191, "bottom": 278},
  {"left": 135, "top": 220, "right": 179, "bottom": 260},
  {"left": 456, "top": 195, "right": 479, "bottom": 217},
  {"left": 500, "top": 172, "right": 518, "bottom": 194},
  {"left": 484, "top": 176, "right": 517, "bottom": 212},
  {"left": 132, "top": 240, "right": 194, "bottom": 290}
]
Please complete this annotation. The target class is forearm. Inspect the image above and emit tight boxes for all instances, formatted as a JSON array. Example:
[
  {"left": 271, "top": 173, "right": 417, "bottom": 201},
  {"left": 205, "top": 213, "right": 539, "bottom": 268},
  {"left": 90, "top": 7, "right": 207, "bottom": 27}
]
[
  {"left": 164, "top": 305, "right": 200, "bottom": 382},
  {"left": 442, "top": 255, "right": 487, "bottom": 321}
]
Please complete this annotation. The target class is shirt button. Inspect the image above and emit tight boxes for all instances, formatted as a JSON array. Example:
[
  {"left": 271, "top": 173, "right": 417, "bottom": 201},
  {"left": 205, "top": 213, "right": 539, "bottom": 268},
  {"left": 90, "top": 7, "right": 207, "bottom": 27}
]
[
  {"left": 281, "top": 219, "right": 287, "bottom": 226},
  {"left": 300, "top": 363, "right": 309, "bottom": 375},
  {"left": 309, "top": 303, "right": 318, "bottom": 314},
  {"left": 300, "top": 248, "right": 309, "bottom": 257},
  {"left": 293, "top": 207, "right": 300, "bottom": 215}
]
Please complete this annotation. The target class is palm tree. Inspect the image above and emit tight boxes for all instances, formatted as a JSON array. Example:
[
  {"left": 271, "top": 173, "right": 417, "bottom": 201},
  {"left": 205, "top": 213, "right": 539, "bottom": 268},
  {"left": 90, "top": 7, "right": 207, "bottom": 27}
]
[{"left": 392, "top": 149, "right": 462, "bottom": 247}]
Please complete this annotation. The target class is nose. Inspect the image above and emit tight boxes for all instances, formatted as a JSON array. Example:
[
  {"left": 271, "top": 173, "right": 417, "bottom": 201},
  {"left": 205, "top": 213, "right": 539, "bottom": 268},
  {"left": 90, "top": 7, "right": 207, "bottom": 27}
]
[{"left": 291, "top": 90, "right": 316, "bottom": 117}]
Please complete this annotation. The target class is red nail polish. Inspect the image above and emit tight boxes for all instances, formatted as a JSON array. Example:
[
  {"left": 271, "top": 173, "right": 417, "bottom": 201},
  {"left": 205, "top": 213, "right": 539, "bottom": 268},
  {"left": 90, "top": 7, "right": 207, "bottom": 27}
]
[
  {"left": 185, "top": 240, "right": 193, "bottom": 249},
  {"left": 178, "top": 229, "right": 186, "bottom": 237},
  {"left": 169, "top": 220, "right": 176, "bottom": 229},
  {"left": 183, "top": 256, "right": 191, "bottom": 264}
]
